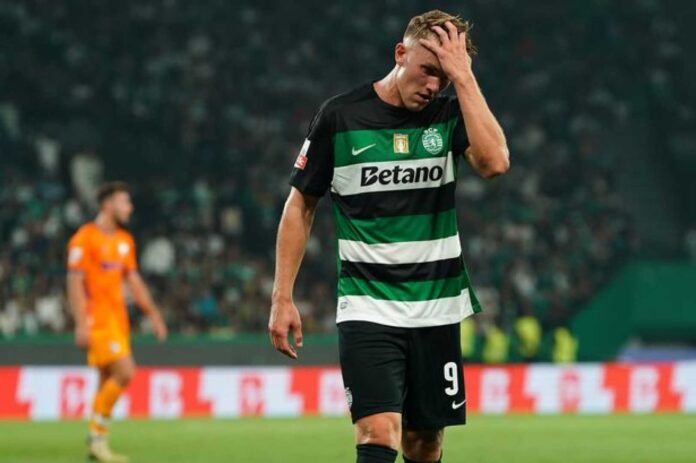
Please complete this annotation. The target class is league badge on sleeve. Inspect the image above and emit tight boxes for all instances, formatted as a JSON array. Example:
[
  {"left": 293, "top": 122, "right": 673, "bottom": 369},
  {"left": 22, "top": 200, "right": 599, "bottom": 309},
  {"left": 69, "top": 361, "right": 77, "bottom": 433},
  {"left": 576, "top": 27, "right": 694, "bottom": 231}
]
[
  {"left": 118, "top": 242, "right": 130, "bottom": 256},
  {"left": 68, "top": 246, "right": 83, "bottom": 264},
  {"left": 294, "top": 139, "right": 311, "bottom": 170}
]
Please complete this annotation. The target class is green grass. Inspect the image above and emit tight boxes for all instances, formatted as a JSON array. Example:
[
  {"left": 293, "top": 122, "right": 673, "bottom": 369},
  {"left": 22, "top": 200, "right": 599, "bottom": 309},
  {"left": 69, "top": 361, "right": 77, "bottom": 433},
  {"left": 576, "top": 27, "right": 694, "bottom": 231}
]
[{"left": 1, "top": 414, "right": 695, "bottom": 462}]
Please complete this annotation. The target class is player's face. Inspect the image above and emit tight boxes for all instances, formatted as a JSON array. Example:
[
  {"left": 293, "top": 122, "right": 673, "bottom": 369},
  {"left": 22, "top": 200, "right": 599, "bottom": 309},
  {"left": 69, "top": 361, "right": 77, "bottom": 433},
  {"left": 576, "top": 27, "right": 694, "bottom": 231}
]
[
  {"left": 106, "top": 191, "right": 133, "bottom": 227},
  {"left": 394, "top": 36, "right": 450, "bottom": 111}
]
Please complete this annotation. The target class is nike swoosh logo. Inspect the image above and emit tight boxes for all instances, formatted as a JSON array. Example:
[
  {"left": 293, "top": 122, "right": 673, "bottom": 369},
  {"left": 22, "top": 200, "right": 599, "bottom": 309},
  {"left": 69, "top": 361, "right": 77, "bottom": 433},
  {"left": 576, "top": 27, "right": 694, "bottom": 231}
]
[
  {"left": 451, "top": 400, "right": 466, "bottom": 410},
  {"left": 352, "top": 144, "right": 377, "bottom": 156}
]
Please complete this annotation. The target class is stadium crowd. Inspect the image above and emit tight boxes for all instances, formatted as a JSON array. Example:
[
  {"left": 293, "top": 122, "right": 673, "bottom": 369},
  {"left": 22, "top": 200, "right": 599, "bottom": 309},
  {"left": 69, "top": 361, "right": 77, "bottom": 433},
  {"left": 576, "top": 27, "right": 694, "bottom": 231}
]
[{"left": 1, "top": 0, "right": 690, "bottom": 360}]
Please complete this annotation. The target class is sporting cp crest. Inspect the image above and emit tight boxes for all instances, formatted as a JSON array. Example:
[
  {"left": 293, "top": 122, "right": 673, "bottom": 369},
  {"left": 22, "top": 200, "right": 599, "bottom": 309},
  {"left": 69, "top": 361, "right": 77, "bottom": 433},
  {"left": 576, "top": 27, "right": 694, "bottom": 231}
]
[
  {"left": 422, "top": 128, "right": 444, "bottom": 155},
  {"left": 345, "top": 387, "right": 353, "bottom": 409}
]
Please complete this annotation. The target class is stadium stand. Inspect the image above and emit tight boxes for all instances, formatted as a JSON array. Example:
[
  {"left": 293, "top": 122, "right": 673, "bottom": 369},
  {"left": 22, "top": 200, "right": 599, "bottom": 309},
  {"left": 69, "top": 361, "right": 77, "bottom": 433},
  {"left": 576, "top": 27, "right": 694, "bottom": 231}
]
[{"left": 1, "top": 1, "right": 692, "bottom": 361}]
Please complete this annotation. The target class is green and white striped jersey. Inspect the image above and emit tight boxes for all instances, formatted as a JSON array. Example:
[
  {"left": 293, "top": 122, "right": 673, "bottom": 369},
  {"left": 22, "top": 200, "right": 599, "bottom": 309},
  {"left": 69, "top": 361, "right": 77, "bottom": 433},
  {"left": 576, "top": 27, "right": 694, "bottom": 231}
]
[{"left": 290, "top": 83, "right": 481, "bottom": 328}]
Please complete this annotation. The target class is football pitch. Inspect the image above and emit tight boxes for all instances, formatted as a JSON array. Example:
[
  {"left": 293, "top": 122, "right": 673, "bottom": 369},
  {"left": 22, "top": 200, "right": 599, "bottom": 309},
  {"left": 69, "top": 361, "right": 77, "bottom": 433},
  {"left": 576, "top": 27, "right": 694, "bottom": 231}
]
[{"left": 1, "top": 414, "right": 695, "bottom": 463}]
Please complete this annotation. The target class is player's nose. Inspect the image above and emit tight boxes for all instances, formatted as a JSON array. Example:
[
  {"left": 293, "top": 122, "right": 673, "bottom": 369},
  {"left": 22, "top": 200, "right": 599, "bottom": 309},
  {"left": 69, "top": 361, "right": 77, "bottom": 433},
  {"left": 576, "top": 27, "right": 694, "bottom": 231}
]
[{"left": 425, "top": 76, "right": 440, "bottom": 95}]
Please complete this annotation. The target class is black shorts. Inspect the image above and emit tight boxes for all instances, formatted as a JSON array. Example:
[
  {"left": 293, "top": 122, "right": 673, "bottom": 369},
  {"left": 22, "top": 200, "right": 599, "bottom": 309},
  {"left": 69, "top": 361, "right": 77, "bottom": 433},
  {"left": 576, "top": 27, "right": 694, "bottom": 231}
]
[{"left": 338, "top": 321, "right": 466, "bottom": 430}]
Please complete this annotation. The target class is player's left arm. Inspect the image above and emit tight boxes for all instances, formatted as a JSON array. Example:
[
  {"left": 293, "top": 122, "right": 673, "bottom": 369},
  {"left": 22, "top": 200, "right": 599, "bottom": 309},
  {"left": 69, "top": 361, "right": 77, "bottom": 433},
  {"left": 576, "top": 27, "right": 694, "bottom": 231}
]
[
  {"left": 125, "top": 271, "right": 167, "bottom": 341},
  {"left": 123, "top": 236, "right": 167, "bottom": 341},
  {"left": 420, "top": 22, "right": 510, "bottom": 178}
]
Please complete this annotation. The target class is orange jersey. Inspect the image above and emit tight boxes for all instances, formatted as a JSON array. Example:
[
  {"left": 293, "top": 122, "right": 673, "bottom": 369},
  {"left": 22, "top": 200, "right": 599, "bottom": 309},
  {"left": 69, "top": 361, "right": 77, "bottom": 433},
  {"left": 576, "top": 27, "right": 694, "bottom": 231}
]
[{"left": 67, "top": 222, "right": 137, "bottom": 336}]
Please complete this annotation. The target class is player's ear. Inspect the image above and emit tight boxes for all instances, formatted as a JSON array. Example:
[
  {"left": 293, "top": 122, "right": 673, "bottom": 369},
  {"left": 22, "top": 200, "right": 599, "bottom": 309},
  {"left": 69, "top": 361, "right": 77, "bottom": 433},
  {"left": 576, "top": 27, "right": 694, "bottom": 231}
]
[{"left": 395, "top": 42, "right": 407, "bottom": 66}]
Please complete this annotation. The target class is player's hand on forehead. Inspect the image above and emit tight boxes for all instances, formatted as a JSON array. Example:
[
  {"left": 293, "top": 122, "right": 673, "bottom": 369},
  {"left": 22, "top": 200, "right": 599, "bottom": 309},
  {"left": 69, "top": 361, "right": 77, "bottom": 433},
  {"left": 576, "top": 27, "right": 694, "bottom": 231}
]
[
  {"left": 420, "top": 21, "right": 466, "bottom": 50},
  {"left": 418, "top": 20, "right": 472, "bottom": 82},
  {"left": 432, "top": 21, "right": 466, "bottom": 45}
]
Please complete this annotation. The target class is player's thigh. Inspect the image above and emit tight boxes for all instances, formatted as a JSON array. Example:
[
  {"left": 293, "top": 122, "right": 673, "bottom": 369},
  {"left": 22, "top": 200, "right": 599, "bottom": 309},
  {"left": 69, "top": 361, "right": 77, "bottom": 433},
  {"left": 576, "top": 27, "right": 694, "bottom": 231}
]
[
  {"left": 97, "top": 367, "right": 109, "bottom": 388},
  {"left": 338, "top": 321, "right": 408, "bottom": 424},
  {"left": 88, "top": 330, "right": 132, "bottom": 369},
  {"left": 403, "top": 322, "right": 466, "bottom": 430}
]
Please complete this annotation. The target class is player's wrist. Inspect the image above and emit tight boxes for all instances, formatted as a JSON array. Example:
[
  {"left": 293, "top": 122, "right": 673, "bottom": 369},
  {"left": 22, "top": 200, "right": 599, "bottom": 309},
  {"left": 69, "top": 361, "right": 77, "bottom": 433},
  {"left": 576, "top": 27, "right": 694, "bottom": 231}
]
[
  {"left": 146, "top": 307, "right": 161, "bottom": 318},
  {"left": 272, "top": 297, "right": 293, "bottom": 307},
  {"left": 450, "top": 69, "right": 475, "bottom": 88},
  {"left": 271, "top": 288, "right": 293, "bottom": 305}
]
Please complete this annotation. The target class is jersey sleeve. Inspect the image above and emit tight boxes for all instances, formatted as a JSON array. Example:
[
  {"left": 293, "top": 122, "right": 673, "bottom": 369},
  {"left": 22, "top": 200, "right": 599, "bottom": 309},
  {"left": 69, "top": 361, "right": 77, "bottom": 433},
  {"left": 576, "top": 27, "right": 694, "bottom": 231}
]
[
  {"left": 124, "top": 234, "right": 138, "bottom": 273},
  {"left": 449, "top": 98, "right": 469, "bottom": 156},
  {"left": 66, "top": 229, "right": 91, "bottom": 273},
  {"left": 288, "top": 103, "right": 335, "bottom": 197}
]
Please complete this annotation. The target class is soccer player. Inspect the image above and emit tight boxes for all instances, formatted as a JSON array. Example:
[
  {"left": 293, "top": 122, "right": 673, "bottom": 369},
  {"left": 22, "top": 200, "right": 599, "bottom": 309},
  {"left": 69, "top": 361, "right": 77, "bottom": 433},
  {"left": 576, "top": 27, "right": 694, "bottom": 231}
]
[
  {"left": 67, "top": 181, "right": 167, "bottom": 462},
  {"left": 269, "top": 10, "right": 509, "bottom": 463}
]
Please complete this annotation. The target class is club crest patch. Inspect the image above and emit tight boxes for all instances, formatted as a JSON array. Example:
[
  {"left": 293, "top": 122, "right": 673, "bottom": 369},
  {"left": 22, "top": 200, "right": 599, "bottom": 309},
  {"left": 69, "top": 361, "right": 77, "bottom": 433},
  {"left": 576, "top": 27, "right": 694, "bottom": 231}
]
[
  {"left": 422, "top": 128, "right": 444, "bottom": 155},
  {"left": 345, "top": 387, "right": 353, "bottom": 409}
]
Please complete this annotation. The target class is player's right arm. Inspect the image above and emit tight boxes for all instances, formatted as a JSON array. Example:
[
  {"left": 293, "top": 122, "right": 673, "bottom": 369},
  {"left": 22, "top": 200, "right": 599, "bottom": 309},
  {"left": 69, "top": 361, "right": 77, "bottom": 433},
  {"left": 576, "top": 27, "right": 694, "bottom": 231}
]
[
  {"left": 269, "top": 102, "right": 334, "bottom": 359},
  {"left": 420, "top": 23, "right": 510, "bottom": 178},
  {"left": 269, "top": 188, "right": 320, "bottom": 359},
  {"left": 66, "top": 230, "right": 91, "bottom": 349}
]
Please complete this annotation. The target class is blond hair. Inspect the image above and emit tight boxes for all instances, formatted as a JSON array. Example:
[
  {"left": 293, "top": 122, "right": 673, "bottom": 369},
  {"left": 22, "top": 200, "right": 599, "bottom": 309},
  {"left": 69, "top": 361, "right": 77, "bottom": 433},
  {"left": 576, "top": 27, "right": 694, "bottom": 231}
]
[{"left": 404, "top": 10, "right": 476, "bottom": 56}]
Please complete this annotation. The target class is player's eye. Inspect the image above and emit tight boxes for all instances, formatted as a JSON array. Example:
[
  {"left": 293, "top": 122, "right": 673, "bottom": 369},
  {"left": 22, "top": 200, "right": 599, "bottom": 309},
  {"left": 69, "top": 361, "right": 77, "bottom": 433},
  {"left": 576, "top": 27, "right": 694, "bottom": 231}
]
[{"left": 421, "top": 65, "right": 435, "bottom": 76}]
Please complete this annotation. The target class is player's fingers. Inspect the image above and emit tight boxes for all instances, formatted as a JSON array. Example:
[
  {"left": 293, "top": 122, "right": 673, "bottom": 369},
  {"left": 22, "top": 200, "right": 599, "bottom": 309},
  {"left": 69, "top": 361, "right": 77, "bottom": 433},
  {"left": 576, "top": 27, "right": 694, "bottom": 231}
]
[
  {"left": 277, "top": 335, "right": 298, "bottom": 359},
  {"left": 458, "top": 32, "right": 470, "bottom": 54},
  {"left": 271, "top": 328, "right": 297, "bottom": 359},
  {"left": 155, "top": 325, "right": 163, "bottom": 341},
  {"left": 269, "top": 327, "right": 279, "bottom": 348},
  {"left": 293, "top": 324, "right": 303, "bottom": 348},
  {"left": 419, "top": 38, "right": 440, "bottom": 55},
  {"left": 444, "top": 21, "right": 459, "bottom": 43},
  {"left": 430, "top": 25, "right": 449, "bottom": 45}
]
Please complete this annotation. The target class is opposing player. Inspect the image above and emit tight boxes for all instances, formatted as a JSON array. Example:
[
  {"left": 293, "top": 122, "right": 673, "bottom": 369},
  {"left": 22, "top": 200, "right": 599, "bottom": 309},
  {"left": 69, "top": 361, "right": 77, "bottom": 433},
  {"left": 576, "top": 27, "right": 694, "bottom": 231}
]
[
  {"left": 270, "top": 10, "right": 509, "bottom": 463},
  {"left": 67, "top": 181, "right": 167, "bottom": 462}
]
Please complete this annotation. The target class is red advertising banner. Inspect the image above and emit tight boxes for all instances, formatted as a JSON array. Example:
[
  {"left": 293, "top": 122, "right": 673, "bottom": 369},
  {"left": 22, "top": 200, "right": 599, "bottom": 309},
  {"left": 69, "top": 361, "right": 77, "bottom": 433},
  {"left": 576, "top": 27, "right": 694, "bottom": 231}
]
[{"left": 1, "top": 363, "right": 695, "bottom": 420}]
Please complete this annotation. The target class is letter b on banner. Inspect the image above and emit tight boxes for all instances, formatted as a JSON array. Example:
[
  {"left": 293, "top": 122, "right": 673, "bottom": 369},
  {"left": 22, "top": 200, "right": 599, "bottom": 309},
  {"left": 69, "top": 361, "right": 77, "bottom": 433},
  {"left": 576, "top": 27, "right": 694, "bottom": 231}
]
[
  {"left": 630, "top": 367, "right": 659, "bottom": 413},
  {"left": 240, "top": 375, "right": 264, "bottom": 416},
  {"left": 150, "top": 372, "right": 183, "bottom": 418}
]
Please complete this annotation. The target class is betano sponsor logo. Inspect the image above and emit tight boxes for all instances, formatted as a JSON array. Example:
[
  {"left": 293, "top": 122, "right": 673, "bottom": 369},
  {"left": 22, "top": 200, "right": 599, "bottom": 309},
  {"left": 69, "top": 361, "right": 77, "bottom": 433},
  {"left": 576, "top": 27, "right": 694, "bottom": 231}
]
[
  {"left": 360, "top": 164, "right": 444, "bottom": 187},
  {"left": 331, "top": 153, "right": 453, "bottom": 196}
]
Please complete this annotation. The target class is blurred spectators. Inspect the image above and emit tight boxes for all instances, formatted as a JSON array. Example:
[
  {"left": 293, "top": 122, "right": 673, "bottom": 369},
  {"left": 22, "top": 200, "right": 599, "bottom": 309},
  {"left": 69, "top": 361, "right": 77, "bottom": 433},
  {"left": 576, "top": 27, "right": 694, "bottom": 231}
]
[
  {"left": 1, "top": 0, "right": 691, "bottom": 359},
  {"left": 685, "top": 226, "right": 696, "bottom": 261}
]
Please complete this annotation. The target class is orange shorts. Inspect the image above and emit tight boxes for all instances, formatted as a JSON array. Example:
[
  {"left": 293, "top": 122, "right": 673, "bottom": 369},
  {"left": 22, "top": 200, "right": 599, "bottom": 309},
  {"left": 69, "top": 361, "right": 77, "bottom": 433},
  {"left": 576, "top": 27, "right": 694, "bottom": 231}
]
[{"left": 87, "top": 330, "right": 132, "bottom": 367}]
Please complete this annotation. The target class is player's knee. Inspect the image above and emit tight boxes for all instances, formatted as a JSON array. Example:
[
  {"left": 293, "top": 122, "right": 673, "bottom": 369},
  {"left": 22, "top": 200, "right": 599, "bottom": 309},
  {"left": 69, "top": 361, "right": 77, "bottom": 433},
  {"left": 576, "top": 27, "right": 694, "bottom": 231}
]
[
  {"left": 402, "top": 429, "right": 444, "bottom": 462},
  {"left": 114, "top": 368, "right": 134, "bottom": 387},
  {"left": 355, "top": 413, "right": 401, "bottom": 449},
  {"left": 112, "top": 358, "right": 136, "bottom": 386}
]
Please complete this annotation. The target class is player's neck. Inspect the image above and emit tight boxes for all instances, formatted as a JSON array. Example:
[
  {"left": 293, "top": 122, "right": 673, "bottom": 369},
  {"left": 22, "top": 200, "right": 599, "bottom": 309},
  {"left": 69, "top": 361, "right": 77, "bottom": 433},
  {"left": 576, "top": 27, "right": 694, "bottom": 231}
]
[
  {"left": 374, "top": 69, "right": 405, "bottom": 108},
  {"left": 95, "top": 213, "right": 118, "bottom": 234}
]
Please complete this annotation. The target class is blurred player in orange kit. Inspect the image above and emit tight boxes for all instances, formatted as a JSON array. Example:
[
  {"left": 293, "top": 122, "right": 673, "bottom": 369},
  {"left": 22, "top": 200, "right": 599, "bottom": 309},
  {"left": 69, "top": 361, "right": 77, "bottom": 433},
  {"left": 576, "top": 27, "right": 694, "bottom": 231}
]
[{"left": 66, "top": 181, "right": 167, "bottom": 462}]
